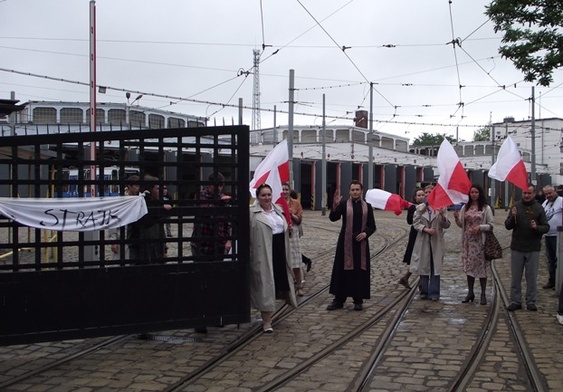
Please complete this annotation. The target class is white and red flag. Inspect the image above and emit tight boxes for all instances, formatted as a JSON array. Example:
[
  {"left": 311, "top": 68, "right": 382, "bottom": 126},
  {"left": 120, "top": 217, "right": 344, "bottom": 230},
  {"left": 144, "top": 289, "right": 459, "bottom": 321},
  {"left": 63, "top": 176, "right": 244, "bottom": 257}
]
[
  {"left": 365, "top": 189, "right": 411, "bottom": 215},
  {"left": 426, "top": 139, "right": 471, "bottom": 210},
  {"left": 488, "top": 136, "right": 528, "bottom": 191},
  {"left": 249, "top": 139, "right": 291, "bottom": 224}
]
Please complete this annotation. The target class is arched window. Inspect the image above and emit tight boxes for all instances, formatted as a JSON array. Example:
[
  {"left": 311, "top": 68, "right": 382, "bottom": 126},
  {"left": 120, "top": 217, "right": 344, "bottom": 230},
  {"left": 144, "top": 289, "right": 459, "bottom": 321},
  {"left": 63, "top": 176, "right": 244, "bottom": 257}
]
[{"left": 32, "top": 107, "right": 56, "bottom": 124}]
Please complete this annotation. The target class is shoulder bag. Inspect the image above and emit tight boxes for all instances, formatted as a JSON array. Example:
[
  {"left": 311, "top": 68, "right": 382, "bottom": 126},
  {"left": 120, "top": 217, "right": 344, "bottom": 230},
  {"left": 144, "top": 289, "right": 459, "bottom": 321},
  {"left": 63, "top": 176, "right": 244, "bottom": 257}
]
[{"left": 484, "top": 230, "right": 502, "bottom": 260}]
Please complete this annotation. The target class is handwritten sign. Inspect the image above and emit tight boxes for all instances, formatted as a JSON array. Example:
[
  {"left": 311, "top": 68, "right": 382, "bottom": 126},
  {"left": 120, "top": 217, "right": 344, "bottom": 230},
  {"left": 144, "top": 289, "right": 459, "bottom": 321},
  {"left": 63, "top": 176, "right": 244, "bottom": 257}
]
[{"left": 0, "top": 196, "right": 148, "bottom": 232}]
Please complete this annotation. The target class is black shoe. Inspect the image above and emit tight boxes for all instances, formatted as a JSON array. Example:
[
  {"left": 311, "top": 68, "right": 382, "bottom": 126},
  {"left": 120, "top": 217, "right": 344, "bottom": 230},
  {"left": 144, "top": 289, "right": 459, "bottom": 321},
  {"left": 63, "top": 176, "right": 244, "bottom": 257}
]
[
  {"left": 507, "top": 303, "right": 522, "bottom": 311},
  {"left": 354, "top": 303, "right": 363, "bottom": 311},
  {"left": 420, "top": 294, "right": 428, "bottom": 300},
  {"left": 542, "top": 282, "right": 555, "bottom": 289},
  {"left": 194, "top": 327, "right": 208, "bottom": 333},
  {"left": 398, "top": 277, "right": 411, "bottom": 289},
  {"left": 462, "top": 293, "right": 475, "bottom": 303},
  {"left": 326, "top": 301, "right": 344, "bottom": 311},
  {"left": 527, "top": 303, "right": 538, "bottom": 311},
  {"left": 302, "top": 255, "right": 312, "bottom": 272}
]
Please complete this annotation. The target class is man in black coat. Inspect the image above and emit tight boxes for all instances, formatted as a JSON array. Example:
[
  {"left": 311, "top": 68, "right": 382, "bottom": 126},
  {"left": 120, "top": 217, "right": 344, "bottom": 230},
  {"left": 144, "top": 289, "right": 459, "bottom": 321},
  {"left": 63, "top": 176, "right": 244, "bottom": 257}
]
[{"left": 327, "top": 180, "right": 376, "bottom": 311}]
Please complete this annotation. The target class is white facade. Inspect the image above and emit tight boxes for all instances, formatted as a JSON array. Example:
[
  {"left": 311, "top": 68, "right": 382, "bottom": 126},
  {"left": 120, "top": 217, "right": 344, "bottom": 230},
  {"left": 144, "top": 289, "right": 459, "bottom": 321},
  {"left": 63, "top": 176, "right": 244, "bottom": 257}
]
[{"left": 0, "top": 101, "right": 207, "bottom": 136}]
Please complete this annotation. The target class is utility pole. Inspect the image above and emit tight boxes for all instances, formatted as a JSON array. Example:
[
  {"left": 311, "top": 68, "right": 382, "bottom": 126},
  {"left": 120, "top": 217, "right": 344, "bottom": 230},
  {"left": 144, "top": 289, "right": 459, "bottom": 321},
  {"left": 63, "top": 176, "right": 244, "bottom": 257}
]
[
  {"left": 252, "top": 49, "right": 261, "bottom": 131},
  {"left": 288, "top": 69, "right": 295, "bottom": 187},
  {"left": 238, "top": 98, "right": 243, "bottom": 126},
  {"left": 87, "top": 0, "right": 98, "bottom": 261},
  {"left": 321, "top": 94, "right": 327, "bottom": 215},
  {"left": 530, "top": 86, "right": 536, "bottom": 183},
  {"left": 273, "top": 105, "right": 277, "bottom": 144},
  {"left": 490, "top": 124, "right": 496, "bottom": 208},
  {"left": 368, "top": 82, "right": 374, "bottom": 190}
]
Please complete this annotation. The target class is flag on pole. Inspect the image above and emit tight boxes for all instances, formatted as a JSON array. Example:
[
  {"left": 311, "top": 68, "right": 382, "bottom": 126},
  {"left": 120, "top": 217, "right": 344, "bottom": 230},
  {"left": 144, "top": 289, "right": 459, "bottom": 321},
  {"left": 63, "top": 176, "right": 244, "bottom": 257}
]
[
  {"left": 249, "top": 139, "right": 291, "bottom": 224},
  {"left": 249, "top": 139, "right": 289, "bottom": 197},
  {"left": 426, "top": 139, "right": 471, "bottom": 210},
  {"left": 365, "top": 189, "right": 411, "bottom": 215},
  {"left": 488, "top": 136, "right": 528, "bottom": 191}
]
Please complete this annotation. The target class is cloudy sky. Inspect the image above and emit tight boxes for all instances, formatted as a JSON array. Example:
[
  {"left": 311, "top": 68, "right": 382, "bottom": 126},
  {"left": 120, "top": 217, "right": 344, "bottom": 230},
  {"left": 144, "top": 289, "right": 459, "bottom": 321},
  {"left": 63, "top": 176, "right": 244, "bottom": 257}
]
[{"left": 1, "top": 0, "right": 562, "bottom": 142}]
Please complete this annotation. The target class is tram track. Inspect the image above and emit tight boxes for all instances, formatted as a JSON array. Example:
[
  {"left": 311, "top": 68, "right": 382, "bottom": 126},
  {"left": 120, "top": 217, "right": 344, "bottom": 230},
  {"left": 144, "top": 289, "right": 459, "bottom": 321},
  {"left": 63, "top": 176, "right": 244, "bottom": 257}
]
[
  {"left": 1, "top": 212, "right": 555, "bottom": 391},
  {"left": 163, "top": 225, "right": 408, "bottom": 392},
  {"left": 0, "top": 335, "right": 130, "bottom": 390},
  {"left": 446, "top": 250, "right": 547, "bottom": 392}
]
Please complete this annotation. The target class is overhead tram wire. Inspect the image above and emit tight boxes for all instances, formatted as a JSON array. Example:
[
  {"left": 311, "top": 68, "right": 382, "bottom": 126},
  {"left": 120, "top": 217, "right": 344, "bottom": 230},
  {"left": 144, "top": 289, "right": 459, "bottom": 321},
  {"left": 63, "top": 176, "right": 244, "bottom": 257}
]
[
  {"left": 295, "top": 0, "right": 395, "bottom": 110},
  {"left": 258, "top": 0, "right": 354, "bottom": 64},
  {"left": 447, "top": 0, "right": 464, "bottom": 116},
  {"left": 0, "top": 67, "right": 493, "bottom": 129},
  {"left": 207, "top": 72, "right": 251, "bottom": 118}
]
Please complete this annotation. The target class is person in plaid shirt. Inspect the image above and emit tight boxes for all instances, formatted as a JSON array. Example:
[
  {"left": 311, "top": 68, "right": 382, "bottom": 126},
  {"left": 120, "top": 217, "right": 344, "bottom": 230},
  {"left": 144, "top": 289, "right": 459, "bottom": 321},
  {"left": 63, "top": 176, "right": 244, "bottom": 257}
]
[{"left": 190, "top": 172, "right": 232, "bottom": 260}]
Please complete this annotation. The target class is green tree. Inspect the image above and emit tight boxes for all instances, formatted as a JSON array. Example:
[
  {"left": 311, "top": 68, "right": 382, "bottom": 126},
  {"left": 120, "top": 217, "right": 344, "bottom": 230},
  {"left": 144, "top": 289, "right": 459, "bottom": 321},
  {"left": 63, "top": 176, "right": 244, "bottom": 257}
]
[
  {"left": 473, "top": 126, "right": 491, "bottom": 141},
  {"left": 412, "top": 132, "right": 456, "bottom": 146},
  {"left": 486, "top": 0, "right": 563, "bottom": 86}
]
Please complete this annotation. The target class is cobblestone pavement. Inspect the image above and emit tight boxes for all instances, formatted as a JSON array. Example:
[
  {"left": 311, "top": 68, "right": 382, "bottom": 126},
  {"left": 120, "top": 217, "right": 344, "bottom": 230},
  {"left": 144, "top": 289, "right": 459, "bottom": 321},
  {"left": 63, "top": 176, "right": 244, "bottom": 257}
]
[{"left": 1, "top": 209, "right": 562, "bottom": 391}]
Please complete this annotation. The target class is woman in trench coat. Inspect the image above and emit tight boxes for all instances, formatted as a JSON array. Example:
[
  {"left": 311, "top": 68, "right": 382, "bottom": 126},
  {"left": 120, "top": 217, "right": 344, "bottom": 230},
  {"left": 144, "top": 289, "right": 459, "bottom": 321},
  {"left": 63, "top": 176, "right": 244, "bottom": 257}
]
[
  {"left": 249, "top": 184, "right": 297, "bottom": 333},
  {"left": 410, "top": 201, "right": 451, "bottom": 300}
]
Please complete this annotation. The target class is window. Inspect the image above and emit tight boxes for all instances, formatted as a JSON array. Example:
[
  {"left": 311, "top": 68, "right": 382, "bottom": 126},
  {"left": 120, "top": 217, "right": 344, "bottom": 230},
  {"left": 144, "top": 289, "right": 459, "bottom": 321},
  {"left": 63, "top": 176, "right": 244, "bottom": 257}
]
[
  {"left": 33, "top": 107, "right": 56, "bottom": 124},
  {"left": 301, "top": 130, "right": 317, "bottom": 143},
  {"left": 168, "top": 117, "right": 185, "bottom": 128},
  {"left": 130, "top": 110, "right": 145, "bottom": 128},
  {"left": 86, "top": 108, "right": 105, "bottom": 124},
  {"left": 336, "top": 129, "right": 349, "bottom": 142},
  {"left": 149, "top": 114, "right": 165, "bottom": 129},
  {"left": 60, "top": 108, "right": 83, "bottom": 124},
  {"left": 187, "top": 120, "right": 203, "bottom": 128},
  {"left": 108, "top": 109, "right": 126, "bottom": 126}
]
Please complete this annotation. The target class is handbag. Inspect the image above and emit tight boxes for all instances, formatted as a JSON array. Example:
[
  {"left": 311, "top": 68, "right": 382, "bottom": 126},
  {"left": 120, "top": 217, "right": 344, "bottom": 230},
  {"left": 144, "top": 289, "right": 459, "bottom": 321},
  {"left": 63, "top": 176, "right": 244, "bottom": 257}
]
[{"left": 484, "top": 231, "right": 502, "bottom": 260}]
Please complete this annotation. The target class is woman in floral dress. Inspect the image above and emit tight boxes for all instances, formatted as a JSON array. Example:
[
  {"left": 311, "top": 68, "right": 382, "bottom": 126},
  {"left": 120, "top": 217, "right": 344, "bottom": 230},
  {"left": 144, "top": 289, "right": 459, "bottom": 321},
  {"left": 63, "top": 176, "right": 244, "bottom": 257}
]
[{"left": 453, "top": 184, "right": 494, "bottom": 305}]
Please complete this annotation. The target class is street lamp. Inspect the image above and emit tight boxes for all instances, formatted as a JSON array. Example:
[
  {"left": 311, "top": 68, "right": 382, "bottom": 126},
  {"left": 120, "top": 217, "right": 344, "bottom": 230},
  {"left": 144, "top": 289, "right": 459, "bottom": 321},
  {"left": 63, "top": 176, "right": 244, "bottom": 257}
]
[{"left": 125, "top": 93, "right": 143, "bottom": 129}]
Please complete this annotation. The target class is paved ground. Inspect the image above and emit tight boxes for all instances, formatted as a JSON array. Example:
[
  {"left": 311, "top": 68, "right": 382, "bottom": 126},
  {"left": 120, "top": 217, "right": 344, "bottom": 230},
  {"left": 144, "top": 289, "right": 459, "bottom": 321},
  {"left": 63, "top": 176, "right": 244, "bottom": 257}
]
[{"left": 1, "top": 208, "right": 562, "bottom": 391}]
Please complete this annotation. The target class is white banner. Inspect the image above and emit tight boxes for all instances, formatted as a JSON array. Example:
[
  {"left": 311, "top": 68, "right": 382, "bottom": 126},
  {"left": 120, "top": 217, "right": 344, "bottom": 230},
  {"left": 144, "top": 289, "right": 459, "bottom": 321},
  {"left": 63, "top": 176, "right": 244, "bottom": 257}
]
[{"left": 0, "top": 196, "right": 148, "bottom": 232}]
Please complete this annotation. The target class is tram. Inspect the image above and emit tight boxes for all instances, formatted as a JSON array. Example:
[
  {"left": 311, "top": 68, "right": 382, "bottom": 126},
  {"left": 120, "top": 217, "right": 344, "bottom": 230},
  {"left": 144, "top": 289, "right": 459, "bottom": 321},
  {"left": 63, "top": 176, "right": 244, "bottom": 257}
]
[{"left": 60, "top": 166, "right": 139, "bottom": 197}]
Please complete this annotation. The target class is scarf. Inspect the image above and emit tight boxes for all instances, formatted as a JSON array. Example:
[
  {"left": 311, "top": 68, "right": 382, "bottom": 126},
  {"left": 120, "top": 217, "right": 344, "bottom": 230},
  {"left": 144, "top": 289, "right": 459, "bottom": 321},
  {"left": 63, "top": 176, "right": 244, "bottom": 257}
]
[{"left": 344, "top": 198, "right": 368, "bottom": 271}]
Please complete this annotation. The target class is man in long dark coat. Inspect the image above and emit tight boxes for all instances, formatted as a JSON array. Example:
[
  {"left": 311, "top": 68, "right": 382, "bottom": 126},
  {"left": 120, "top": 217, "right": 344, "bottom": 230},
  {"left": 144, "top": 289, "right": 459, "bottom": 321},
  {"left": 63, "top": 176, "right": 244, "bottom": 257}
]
[{"left": 327, "top": 180, "right": 376, "bottom": 311}]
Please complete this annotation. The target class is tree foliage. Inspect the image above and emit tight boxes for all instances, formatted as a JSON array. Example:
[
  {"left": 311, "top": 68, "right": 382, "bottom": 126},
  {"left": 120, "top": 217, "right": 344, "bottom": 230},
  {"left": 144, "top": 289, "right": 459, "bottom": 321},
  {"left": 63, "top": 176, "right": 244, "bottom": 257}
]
[
  {"left": 412, "top": 132, "right": 456, "bottom": 146},
  {"left": 473, "top": 126, "right": 491, "bottom": 141},
  {"left": 485, "top": 0, "right": 563, "bottom": 86}
]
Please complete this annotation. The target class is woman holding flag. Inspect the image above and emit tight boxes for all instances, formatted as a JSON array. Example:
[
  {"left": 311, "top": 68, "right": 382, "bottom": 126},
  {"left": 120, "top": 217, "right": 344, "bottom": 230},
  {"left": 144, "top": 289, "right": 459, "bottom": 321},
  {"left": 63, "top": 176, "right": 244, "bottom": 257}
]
[
  {"left": 398, "top": 187, "right": 426, "bottom": 289},
  {"left": 410, "top": 194, "right": 451, "bottom": 301},
  {"left": 249, "top": 183, "right": 297, "bottom": 333}
]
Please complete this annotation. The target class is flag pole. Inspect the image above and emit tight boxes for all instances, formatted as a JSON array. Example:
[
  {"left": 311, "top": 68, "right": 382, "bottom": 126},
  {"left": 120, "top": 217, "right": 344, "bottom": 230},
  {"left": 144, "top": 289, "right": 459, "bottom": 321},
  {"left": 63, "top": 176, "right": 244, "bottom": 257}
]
[{"left": 530, "top": 86, "right": 536, "bottom": 183}]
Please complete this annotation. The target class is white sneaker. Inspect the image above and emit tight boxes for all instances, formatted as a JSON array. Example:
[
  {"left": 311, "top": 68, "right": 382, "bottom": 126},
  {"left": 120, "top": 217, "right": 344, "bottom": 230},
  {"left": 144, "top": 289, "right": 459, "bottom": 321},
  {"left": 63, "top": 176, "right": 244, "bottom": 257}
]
[{"left": 557, "top": 314, "right": 563, "bottom": 326}]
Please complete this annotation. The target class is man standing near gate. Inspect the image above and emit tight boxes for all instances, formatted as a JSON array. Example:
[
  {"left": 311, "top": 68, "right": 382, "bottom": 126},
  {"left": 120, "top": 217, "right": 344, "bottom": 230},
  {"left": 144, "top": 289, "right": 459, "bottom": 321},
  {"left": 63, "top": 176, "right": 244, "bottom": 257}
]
[
  {"left": 190, "top": 172, "right": 232, "bottom": 259},
  {"left": 541, "top": 185, "right": 562, "bottom": 289}
]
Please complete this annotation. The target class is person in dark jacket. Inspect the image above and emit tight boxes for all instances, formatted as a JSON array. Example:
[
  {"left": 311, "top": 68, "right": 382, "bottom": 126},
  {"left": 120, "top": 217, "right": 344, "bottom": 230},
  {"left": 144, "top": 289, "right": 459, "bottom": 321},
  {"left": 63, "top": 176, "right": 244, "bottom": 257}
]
[
  {"left": 326, "top": 180, "right": 376, "bottom": 311},
  {"left": 398, "top": 187, "right": 425, "bottom": 289},
  {"left": 128, "top": 175, "right": 172, "bottom": 263},
  {"left": 505, "top": 184, "right": 549, "bottom": 312}
]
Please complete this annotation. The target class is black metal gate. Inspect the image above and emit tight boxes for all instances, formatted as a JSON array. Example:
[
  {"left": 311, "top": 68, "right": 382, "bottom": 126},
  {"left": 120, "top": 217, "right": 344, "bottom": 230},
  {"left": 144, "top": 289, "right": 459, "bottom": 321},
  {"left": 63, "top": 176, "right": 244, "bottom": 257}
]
[{"left": 0, "top": 126, "right": 250, "bottom": 346}]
